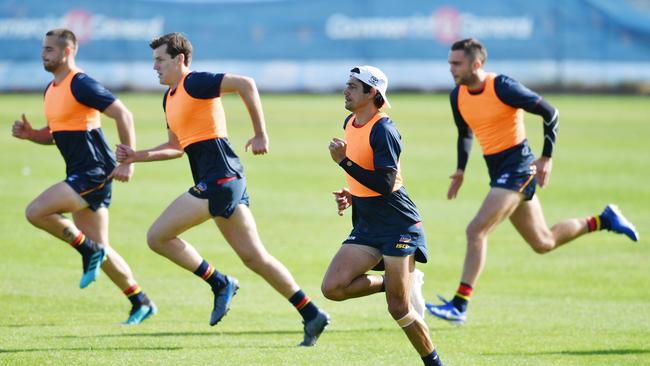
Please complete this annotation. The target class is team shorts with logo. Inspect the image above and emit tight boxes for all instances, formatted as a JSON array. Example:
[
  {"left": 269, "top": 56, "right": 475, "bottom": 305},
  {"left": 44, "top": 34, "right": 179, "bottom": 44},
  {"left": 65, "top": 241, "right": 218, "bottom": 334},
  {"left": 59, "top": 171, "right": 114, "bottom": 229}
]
[
  {"left": 64, "top": 167, "right": 112, "bottom": 211},
  {"left": 188, "top": 175, "right": 250, "bottom": 218},
  {"left": 343, "top": 222, "right": 428, "bottom": 270},
  {"left": 484, "top": 140, "right": 537, "bottom": 201}
]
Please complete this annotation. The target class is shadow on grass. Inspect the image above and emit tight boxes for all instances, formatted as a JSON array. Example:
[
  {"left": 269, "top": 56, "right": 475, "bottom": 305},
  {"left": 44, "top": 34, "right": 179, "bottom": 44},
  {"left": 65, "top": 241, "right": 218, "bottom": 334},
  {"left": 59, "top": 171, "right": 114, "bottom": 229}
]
[
  {"left": 0, "top": 346, "right": 183, "bottom": 354},
  {"left": 50, "top": 324, "right": 462, "bottom": 340},
  {"left": 0, "top": 324, "right": 58, "bottom": 328},
  {"left": 483, "top": 348, "right": 650, "bottom": 357},
  {"left": 56, "top": 327, "right": 399, "bottom": 339},
  {"left": 539, "top": 349, "right": 650, "bottom": 356}
]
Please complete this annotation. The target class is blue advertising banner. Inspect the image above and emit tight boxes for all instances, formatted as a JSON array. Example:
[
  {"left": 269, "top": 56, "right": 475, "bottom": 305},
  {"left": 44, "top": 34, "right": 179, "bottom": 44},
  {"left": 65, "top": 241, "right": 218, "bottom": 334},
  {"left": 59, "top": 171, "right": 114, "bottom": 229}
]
[{"left": 1, "top": 0, "right": 649, "bottom": 91}]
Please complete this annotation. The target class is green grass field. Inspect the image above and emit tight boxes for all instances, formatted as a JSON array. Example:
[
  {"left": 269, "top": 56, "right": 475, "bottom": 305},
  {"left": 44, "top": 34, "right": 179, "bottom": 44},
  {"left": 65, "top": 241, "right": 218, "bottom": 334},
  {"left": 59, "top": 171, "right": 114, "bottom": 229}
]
[{"left": 0, "top": 92, "right": 648, "bottom": 365}]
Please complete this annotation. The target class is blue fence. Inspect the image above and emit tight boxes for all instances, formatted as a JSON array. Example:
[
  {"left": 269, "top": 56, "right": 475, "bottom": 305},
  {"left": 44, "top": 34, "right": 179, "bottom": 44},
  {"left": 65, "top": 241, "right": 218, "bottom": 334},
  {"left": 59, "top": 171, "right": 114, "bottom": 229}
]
[{"left": 1, "top": 0, "right": 649, "bottom": 91}]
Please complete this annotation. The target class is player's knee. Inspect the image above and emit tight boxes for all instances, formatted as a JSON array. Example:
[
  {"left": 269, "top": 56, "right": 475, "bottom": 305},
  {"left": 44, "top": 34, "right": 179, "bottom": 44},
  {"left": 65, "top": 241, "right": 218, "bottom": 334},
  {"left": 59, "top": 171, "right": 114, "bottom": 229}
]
[
  {"left": 24, "top": 203, "right": 43, "bottom": 226},
  {"left": 386, "top": 295, "right": 409, "bottom": 320},
  {"left": 239, "top": 253, "right": 267, "bottom": 272},
  {"left": 321, "top": 288, "right": 344, "bottom": 301},
  {"left": 530, "top": 239, "right": 554, "bottom": 254},
  {"left": 532, "top": 246, "right": 550, "bottom": 254},
  {"left": 528, "top": 232, "right": 555, "bottom": 254},
  {"left": 321, "top": 281, "right": 345, "bottom": 301},
  {"left": 146, "top": 228, "right": 165, "bottom": 253},
  {"left": 466, "top": 222, "right": 487, "bottom": 242}
]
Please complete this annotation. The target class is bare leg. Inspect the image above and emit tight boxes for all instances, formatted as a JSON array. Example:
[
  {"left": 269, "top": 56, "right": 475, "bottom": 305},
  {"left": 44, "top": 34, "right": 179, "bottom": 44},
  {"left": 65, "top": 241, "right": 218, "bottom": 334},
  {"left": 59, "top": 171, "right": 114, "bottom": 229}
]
[
  {"left": 146, "top": 192, "right": 212, "bottom": 271},
  {"left": 510, "top": 195, "right": 589, "bottom": 253},
  {"left": 461, "top": 188, "right": 523, "bottom": 285},
  {"left": 73, "top": 207, "right": 135, "bottom": 290},
  {"left": 384, "top": 255, "right": 435, "bottom": 357},
  {"left": 25, "top": 182, "right": 88, "bottom": 243},
  {"left": 215, "top": 204, "right": 302, "bottom": 298},
  {"left": 321, "top": 244, "right": 383, "bottom": 301}
]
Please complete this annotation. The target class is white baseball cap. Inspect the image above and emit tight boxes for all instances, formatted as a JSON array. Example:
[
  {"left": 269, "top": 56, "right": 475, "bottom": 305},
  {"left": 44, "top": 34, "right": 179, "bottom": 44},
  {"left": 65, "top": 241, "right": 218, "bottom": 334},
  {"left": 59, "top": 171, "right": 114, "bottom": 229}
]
[{"left": 350, "top": 65, "right": 391, "bottom": 108}]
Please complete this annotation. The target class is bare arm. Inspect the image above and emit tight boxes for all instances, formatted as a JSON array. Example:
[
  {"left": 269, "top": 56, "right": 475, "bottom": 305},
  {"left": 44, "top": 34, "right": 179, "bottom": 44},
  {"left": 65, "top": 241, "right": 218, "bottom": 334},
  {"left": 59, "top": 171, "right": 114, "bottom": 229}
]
[
  {"left": 103, "top": 100, "right": 135, "bottom": 149},
  {"left": 220, "top": 73, "right": 269, "bottom": 155},
  {"left": 11, "top": 114, "right": 54, "bottom": 145},
  {"left": 116, "top": 128, "right": 184, "bottom": 164},
  {"left": 103, "top": 100, "right": 136, "bottom": 182}
]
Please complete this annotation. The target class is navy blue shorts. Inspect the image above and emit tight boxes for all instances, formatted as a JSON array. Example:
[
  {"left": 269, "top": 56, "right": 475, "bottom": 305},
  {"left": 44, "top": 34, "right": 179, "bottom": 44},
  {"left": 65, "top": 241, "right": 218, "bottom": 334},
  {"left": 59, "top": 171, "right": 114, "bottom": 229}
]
[
  {"left": 64, "top": 167, "right": 112, "bottom": 211},
  {"left": 188, "top": 175, "right": 250, "bottom": 218},
  {"left": 484, "top": 140, "right": 537, "bottom": 201},
  {"left": 343, "top": 222, "right": 429, "bottom": 270}
]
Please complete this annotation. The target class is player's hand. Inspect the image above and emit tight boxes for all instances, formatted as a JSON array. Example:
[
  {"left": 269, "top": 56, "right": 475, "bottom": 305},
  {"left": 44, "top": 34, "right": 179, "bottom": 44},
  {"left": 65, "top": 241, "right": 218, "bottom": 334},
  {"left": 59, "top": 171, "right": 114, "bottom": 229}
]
[
  {"left": 108, "top": 163, "right": 134, "bottom": 182},
  {"left": 447, "top": 169, "right": 465, "bottom": 199},
  {"left": 332, "top": 187, "right": 351, "bottom": 216},
  {"left": 115, "top": 143, "right": 136, "bottom": 163},
  {"left": 12, "top": 114, "right": 33, "bottom": 140},
  {"left": 245, "top": 133, "right": 269, "bottom": 155},
  {"left": 329, "top": 137, "right": 347, "bottom": 164},
  {"left": 533, "top": 156, "right": 552, "bottom": 188}
]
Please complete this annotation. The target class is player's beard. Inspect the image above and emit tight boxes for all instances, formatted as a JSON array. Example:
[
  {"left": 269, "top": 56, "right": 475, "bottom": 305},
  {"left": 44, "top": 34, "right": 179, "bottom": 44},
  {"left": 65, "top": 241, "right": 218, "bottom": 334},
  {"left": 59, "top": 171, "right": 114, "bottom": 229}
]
[
  {"left": 43, "top": 59, "right": 62, "bottom": 72},
  {"left": 454, "top": 74, "right": 469, "bottom": 86}
]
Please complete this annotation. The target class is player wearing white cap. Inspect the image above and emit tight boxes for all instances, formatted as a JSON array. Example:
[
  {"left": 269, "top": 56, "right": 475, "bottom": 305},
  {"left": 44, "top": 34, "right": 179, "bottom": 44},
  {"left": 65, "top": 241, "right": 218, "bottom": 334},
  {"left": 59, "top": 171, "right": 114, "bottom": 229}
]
[{"left": 322, "top": 66, "right": 444, "bottom": 366}]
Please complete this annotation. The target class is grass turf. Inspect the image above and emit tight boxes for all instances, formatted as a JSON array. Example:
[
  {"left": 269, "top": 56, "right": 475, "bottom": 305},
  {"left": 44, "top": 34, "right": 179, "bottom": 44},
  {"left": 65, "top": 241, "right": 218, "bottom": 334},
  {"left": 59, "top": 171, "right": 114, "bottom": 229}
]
[{"left": 0, "top": 92, "right": 648, "bottom": 365}]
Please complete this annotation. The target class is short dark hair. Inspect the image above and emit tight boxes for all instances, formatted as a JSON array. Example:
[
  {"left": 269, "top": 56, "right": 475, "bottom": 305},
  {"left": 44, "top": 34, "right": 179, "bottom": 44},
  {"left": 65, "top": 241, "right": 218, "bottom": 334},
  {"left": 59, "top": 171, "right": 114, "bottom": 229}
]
[
  {"left": 45, "top": 28, "right": 77, "bottom": 50},
  {"left": 350, "top": 67, "right": 385, "bottom": 108},
  {"left": 451, "top": 38, "right": 487, "bottom": 64},
  {"left": 149, "top": 32, "right": 192, "bottom": 66}
]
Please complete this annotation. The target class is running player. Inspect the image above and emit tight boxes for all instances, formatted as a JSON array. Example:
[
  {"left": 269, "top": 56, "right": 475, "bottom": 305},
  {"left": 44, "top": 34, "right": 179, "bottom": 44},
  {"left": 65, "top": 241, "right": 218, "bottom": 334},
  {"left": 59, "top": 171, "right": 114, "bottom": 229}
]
[
  {"left": 322, "top": 66, "right": 443, "bottom": 366},
  {"left": 11, "top": 28, "right": 156, "bottom": 325},
  {"left": 116, "top": 32, "right": 329, "bottom": 346},
  {"left": 426, "top": 38, "right": 639, "bottom": 325}
]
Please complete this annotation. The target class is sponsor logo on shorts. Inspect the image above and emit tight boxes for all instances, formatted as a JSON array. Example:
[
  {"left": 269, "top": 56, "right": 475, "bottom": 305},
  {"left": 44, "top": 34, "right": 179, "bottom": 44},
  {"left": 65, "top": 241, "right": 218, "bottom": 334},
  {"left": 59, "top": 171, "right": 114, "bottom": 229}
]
[
  {"left": 496, "top": 173, "right": 510, "bottom": 184},
  {"left": 68, "top": 174, "right": 79, "bottom": 182},
  {"left": 192, "top": 182, "right": 207, "bottom": 194},
  {"left": 398, "top": 234, "right": 412, "bottom": 243},
  {"left": 395, "top": 243, "right": 410, "bottom": 249},
  {"left": 346, "top": 235, "right": 356, "bottom": 241}
]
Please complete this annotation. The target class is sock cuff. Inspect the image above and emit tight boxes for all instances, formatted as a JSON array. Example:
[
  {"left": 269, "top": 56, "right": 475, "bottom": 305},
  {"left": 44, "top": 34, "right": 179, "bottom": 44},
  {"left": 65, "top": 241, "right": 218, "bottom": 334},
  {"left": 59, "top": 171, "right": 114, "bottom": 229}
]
[
  {"left": 296, "top": 296, "right": 311, "bottom": 310},
  {"left": 123, "top": 284, "right": 141, "bottom": 297},
  {"left": 202, "top": 265, "right": 215, "bottom": 280},
  {"left": 289, "top": 290, "right": 310, "bottom": 308},
  {"left": 457, "top": 283, "right": 473, "bottom": 298},
  {"left": 70, "top": 232, "right": 85, "bottom": 247},
  {"left": 422, "top": 350, "right": 441, "bottom": 366},
  {"left": 194, "top": 260, "right": 215, "bottom": 280},
  {"left": 587, "top": 216, "right": 601, "bottom": 232}
]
